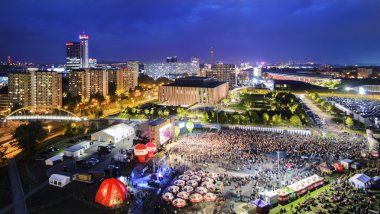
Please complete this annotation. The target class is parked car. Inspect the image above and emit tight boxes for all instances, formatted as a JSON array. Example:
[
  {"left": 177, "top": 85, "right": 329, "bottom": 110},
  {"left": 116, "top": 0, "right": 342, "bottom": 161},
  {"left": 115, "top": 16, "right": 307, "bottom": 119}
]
[
  {"left": 89, "top": 158, "right": 99, "bottom": 164},
  {"left": 97, "top": 146, "right": 111, "bottom": 154},
  {"left": 148, "top": 180, "right": 160, "bottom": 188},
  {"left": 108, "top": 143, "right": 116, "bottom": 148}
]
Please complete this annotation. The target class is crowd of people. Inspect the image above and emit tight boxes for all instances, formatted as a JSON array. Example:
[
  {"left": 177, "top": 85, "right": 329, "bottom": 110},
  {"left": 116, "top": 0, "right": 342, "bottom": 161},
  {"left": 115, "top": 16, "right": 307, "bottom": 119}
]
[{"left": 163, "top": 129, "right": 368, "bottom": 209}]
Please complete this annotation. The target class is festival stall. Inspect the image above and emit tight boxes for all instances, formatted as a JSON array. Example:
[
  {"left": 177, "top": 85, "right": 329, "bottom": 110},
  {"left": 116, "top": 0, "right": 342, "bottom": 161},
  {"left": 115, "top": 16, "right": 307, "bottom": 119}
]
[
  {"left": 95, "top": 178, "right": 127, "bottom": 207},
  {"left": 340, "top": 159, "right": 353, "bottom": 170},
  {"left": 332, "top": 162, "right": 344, "bottom": 172},
  {"left": 309, "top": 174, "right": 324, "bottom": 188},
  {"left": 263, "top": 191, "right": 278, "bottom": 206},
  {"left": 349, "top": 173, "right": 372, "bottom": 190},
  {"left": 234, "top": 203, "right": 256, "bottom": 214},
  {"left": 252, "top": 199, "right": 270, "bottom": 214},
  {"left": 288, "top": 181, "right": 307, "bottom": 197},
  {"left": 275, "top": 188, "right": 291, "bottom": 204}
]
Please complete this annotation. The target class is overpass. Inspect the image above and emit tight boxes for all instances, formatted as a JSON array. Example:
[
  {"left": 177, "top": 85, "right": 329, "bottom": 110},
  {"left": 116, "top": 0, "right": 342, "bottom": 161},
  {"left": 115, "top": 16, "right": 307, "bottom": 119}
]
[{"left": 4, "top": 106, "right": 85, "bottom": 122}]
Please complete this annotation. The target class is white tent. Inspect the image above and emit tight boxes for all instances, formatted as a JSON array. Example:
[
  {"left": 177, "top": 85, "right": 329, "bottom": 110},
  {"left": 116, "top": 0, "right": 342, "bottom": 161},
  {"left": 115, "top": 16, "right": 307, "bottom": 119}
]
[
  {"left": 49, "top": 174, "right": 71, "bottom": 188},
  {"left": 45, "top": 155, "right": 63, "bottom": 166},
  {"left": 349, "top": 173, "right": 371, "bottom": 190},
  {"left": 91, "top": 123, "right": 135, "bottom": 144}
]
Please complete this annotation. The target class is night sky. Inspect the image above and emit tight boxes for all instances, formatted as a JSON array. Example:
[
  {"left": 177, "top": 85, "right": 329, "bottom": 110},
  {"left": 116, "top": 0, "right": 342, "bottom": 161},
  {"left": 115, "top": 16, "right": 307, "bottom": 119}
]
[{"left": 1, "top": 0, "right": 380, "bottom": 64}]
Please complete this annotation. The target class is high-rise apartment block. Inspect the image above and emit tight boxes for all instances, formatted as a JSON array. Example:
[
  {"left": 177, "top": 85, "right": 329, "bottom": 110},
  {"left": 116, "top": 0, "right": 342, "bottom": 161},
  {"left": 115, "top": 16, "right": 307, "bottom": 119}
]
[
  {"left": 68, "top": 68, "right": 108, "bottom": 101},
  {"left": 357, "top": 68, "right": 373, "bottom": 79},
  {"left": 207, "top": 63, "right": 237, "bottom": 88},
  {"left": 8, "top": 71, "right": 62, "bottom": 111},
  {"left": 144, "top": 57, "right": 200, "bottom": 79}
]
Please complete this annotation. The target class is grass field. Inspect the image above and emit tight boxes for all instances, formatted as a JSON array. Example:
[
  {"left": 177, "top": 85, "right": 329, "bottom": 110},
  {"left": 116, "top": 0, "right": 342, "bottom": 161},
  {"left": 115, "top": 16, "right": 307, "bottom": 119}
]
[{"left": 269, "top": 184, "right": 331, "bottom": 214}]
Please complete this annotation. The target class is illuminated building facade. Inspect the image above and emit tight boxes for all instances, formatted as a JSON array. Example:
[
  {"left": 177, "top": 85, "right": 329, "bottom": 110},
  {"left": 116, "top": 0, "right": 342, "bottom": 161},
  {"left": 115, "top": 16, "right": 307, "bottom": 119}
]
[
  {"left": 357, "top": 68, "right": 373, "bottom": 79},
  {"left": 207, "top": 63, "right": 237, "bottom": 88},
  {"left": 79, "top": 33, "right": 89, "bottom": 68},
  {"left": 158, "top": 76, "right": 228, "bottom": 106},
  {"left": 144, "top": 57, "right": 200, "bottom": 79},
  {"left": 8, "top": 71, "right": 62, "bottom": 110},
  {"left": 65, "top": 42, "right": 81, "bottom": 68},
  {"left": 69, "top": 68, "right": 108, "bottom": 101}
]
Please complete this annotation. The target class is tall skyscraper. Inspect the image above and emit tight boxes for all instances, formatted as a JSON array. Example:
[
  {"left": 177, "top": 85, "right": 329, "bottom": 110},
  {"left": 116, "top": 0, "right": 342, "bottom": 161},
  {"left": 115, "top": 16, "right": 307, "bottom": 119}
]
[
  {"left": 65, "top": 42, "right": 81, "bottom": 68},
  {"left": 8, "top": 70, "right": 62, "bottom": 111},
  {"left": 79, "top": 33, "right": 89, "bottom": 68}
]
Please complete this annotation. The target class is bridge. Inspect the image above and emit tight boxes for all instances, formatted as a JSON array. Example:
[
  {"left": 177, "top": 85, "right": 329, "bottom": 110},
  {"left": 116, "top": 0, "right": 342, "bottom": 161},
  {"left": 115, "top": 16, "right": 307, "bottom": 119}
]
[{"left": 5, "top": 106, "right": 86, "bottom": 122}]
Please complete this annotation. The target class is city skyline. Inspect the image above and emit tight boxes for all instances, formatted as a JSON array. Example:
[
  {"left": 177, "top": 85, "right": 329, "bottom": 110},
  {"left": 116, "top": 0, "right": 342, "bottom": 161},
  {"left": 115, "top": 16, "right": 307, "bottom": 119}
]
[{"left": 1, "top": 0, "right": 380, "bottom": 65}]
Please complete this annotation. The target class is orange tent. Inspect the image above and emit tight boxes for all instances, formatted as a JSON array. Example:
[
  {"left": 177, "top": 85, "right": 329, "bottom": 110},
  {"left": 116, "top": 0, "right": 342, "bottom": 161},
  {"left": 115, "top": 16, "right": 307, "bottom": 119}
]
[
  {"left": 95, "top": 178, "right": 127, "bottom": 207},
  {"left": 332, "top": 162, "right": 343, "bottom": 172}
]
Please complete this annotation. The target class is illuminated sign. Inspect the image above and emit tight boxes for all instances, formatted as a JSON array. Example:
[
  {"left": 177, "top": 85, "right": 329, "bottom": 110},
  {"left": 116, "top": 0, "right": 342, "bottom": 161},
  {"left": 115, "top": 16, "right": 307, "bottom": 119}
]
[
  {"left": 159, "top": 123, "right": 172, "bottom": 145},
  {"left": 65, "top": 42, "right": 74, "bottom": 46},
  {"left": 174, "top": 126, "right": 180, "bottom": 137},
  {"left": 79, "top": 34, "right": 89, "bottom": 39},
  {"left": 178, "top": 122, "right": 185, "bottom": 129},
  {"left": 186, "top": 121, "right": 194, "bottom": 132}
]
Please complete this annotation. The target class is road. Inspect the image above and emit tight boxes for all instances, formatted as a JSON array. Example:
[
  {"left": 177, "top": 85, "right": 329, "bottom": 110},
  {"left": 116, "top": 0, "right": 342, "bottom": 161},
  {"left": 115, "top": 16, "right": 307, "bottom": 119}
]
[
  {"left": 7, "top": 158, "right": 28, "bottom": 214},
  {"left": 298, "top": 95, "right": 345, "bottom": 134}
]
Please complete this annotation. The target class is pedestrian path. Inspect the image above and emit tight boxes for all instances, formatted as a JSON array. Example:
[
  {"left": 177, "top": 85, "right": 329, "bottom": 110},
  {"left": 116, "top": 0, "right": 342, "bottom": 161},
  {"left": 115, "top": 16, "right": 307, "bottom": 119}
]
[{"left": 7, "top": 158, "right": 28, "bottom": 214}]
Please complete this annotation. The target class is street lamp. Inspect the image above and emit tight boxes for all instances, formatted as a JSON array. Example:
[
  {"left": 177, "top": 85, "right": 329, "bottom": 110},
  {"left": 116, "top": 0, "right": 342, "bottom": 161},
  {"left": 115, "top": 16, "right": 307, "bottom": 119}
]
[{"left": 48, "top": 125, "right": 51, "bottom": 134}]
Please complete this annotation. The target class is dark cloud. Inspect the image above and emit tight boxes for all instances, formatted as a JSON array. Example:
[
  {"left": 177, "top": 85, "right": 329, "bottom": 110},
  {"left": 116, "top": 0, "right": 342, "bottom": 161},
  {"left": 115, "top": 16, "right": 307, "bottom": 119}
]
[{"left": 0, "top": 0, "right": 379, "bottom": 64}]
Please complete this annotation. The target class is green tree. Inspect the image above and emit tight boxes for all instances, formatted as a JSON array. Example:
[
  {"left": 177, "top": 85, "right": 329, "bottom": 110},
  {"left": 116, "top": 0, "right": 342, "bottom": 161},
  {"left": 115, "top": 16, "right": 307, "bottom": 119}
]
[
  {"left": 163, "top": 109, "right": 170, "bottom": 117},
  {"left": 263, "top": 113, "right": 270, "bottom": 125},
  {"left": 327, "top": 104, "right": 333, "bottom": 112},
  {"left": 64, "top": 123, "right": 75, "bottom": 137},
  {"left": 290, "top": 115, "right": 302, "bottom": 127},
  {"left": 144, "top": 108, "right": 150, "bottom": 115},
  {"left": 248, "top": 111, "right": 260, "bottom": 124},
  {"left": 108, "top": 82, "right": 117, "bottom": 98},
  {"left": 88, "top": 122, "right": 98, "bottom": 134},
  {"left": 289, "top": 103, "right": 299, "bottom": 114},
  {"left": 272, "top": 114, "right": 282, "bottom": 125},
  {"left": 12, "top": 121, "right": 47, "bottom": 154},
  {"left": 201, "top": 112, "right": 209, "bottom": 122},
  {"left": 11, "top": 102, "right": 23, "bottom": 112},
  {"left": 345, "top": 117, "right": 354, "bottom": 128}
]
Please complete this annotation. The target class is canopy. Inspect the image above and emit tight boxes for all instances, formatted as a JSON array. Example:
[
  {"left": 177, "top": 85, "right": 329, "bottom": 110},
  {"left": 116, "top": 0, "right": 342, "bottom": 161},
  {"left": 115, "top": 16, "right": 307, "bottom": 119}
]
[
  {"left": 95, "top": 178, "right": 127, "bottom": 207},
  {"left": 349, "top": 173, "right": 371, "bottom": 190}
]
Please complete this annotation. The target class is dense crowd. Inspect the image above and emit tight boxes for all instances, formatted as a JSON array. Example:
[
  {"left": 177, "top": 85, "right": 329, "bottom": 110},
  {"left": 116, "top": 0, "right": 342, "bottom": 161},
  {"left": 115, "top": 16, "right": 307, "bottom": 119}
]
[
  {"left": 168, "top": 129, "right": 366, "bottom": 169},
  {"left": 164, "top": 129, "right": 367, "bottom": 203}
]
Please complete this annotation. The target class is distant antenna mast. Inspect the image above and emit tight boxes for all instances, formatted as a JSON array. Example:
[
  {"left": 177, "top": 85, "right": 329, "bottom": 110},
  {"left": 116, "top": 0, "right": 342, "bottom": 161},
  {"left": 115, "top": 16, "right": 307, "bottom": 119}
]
[{"left": 210, "top": 47, "right": 214, "bottom": 64}]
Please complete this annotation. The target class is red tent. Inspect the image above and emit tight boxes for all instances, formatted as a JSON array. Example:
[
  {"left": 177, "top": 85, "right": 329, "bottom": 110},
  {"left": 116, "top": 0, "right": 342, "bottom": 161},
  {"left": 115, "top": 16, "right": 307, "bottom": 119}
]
[
  {"left": 332, "top": 162, "right": 343, "bottom": 172},
  {"left": 95, "top": 178, "right": 127, "bottom": 207}
]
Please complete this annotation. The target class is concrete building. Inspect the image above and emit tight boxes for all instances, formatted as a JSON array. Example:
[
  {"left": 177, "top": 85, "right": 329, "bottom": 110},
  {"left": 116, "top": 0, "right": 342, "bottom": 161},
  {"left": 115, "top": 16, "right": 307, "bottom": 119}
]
[
  {"left": 69, "top": 68, "right": 108, "bottom": 101},
  {"left": 8, "top": 71, "right": 62, "bottom": 110},
  {"left": 207, "top": 63, "right": 237, "bottom": 88},
  {"left": 357, "top": 68, "right": 373, "bottom": 79},
  {"left": 65, "top": 42, "right": 81, "bottom": 68},
  {"left": 79, "top": 33, "right": 89, "bottom": 68},
  {"left": 144, "top": 57, "right": 200, "bottom": 79},
  {"left": 116, "top": 67, "right": 138, "bottom": 94},
  {"left": 158, "top": 76, "right": 228, "bottom": 106}
]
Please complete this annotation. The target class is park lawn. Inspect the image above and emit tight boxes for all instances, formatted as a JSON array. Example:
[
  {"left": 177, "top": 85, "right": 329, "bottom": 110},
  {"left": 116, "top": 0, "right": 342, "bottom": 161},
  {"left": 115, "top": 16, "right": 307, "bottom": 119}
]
[
  {"left": 0, "top": 166, "right": 12, "bottom": 209},
  {"left": 269, "top": 184, "right": 331, "bottom": 214}
]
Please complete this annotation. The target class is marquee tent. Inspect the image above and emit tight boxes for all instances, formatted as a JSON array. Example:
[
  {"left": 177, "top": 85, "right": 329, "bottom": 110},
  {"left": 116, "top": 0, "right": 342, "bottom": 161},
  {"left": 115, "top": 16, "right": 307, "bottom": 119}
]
[
  {"left": 95, "top": 178, "right": 127, "bottom": 207},
  {"left": 91, "top": 123, "right": 134, "bottom": 144},
  {"left": 349, "top": 174, "right": 371, "bottom": 190}
]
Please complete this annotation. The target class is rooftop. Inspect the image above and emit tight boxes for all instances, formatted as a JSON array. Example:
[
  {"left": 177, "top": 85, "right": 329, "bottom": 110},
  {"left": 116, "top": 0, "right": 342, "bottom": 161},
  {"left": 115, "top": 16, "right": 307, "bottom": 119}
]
[
  {"left": 163, "top": 76, "right": 227, "bottom": 88},
  {"left": 149, "top": 118, "right": 167, "bottom": 126}
]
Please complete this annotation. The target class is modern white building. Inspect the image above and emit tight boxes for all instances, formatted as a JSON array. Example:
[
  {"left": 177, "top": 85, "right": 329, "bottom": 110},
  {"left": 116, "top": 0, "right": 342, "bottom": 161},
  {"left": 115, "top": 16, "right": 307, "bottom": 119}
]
[
  {"left": 91, "top": 123, "right": 135, "bottom": 144},
  {"left": 49, "top": 174, "right": 71, "bottom": 188},
  {"left": 64, "top": 141, "right": 91, "bottom": 158}
]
